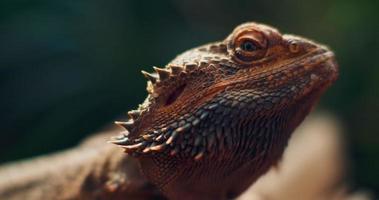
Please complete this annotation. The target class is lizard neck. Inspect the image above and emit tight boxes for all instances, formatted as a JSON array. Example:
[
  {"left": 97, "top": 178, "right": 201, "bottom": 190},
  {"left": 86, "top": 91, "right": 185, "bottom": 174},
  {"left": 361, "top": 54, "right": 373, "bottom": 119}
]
[{"left": 138, "top": 88, "right": 320, "bottom": 200}]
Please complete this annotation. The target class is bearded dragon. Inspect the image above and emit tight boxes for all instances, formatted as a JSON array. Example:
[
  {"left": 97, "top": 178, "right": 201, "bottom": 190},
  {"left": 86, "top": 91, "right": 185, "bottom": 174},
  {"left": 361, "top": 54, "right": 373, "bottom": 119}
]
[
  {"left": 110, "top": 22, "right": 338, "bottom": 199},
  {"left": 0, "top": 22, "right": 338, "bottom": 200}
]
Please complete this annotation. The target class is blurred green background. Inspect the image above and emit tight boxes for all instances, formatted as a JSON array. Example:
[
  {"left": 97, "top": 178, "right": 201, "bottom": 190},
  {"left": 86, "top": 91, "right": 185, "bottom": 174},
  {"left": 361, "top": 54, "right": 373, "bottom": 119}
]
[{"left": 0, "top": 0, "right": 378, "bottom": 195}]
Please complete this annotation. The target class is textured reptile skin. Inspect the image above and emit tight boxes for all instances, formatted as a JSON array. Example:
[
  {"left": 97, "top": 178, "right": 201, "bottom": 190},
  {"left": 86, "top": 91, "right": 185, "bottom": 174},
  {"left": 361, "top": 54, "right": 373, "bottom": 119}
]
[{"left": 111, "top": 22, "right": 338, "bottom": 200}]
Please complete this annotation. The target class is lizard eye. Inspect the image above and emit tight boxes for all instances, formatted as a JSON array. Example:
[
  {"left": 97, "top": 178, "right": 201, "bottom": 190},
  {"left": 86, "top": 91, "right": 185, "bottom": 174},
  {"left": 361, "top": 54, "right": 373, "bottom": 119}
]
[
  {"left": 240, "top": 40, "right": 259, "bottom": 52},
  {"left": 229, "top": 30, "right": 268, "bottom": 64}
]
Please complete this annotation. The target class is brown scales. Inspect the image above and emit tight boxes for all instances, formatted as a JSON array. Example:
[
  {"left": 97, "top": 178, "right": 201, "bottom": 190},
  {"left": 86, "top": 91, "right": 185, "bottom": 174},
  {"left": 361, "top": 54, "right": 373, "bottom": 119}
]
[
  {"left": 0, "top": 22, "right": 339, "bottom": 200},
  {"left": 110, "top": 22, "right": 338, "bottom": 200}
]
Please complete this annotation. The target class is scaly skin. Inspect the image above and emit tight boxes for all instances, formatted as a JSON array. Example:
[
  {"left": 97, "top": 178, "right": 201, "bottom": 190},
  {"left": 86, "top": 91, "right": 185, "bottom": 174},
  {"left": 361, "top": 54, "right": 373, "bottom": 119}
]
[
  {"left": 111, "top": 22, "right": 339, "bottom": 200},
  {"left": 0, "top": 22, "right": 338, "bottom": 200}
]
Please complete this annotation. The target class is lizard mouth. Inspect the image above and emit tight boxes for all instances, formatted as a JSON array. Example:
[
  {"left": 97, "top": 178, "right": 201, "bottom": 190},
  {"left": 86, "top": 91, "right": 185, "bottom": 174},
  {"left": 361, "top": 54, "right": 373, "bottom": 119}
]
[
  {"left": 298, "top": 49, "right": 338, "bottom": 75},
  {"left": 298, "top": 49, "right": 338, "bottom": 85},
  {"left": 286, "top": 49, "right": 338, "bottom": 108}
]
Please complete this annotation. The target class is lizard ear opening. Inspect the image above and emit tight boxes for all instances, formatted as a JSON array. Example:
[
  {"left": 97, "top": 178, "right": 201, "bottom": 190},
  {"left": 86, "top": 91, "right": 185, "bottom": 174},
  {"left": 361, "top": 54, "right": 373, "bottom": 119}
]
[{"left": 165, "top": 84, "right": 186, "bottom": 106}]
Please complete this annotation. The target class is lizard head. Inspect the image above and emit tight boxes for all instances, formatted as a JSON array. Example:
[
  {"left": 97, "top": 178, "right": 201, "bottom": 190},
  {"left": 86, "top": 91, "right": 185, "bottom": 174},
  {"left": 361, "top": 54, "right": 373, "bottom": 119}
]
[{"left": 111, "top": 22, "right": 338, "bottom": 160}]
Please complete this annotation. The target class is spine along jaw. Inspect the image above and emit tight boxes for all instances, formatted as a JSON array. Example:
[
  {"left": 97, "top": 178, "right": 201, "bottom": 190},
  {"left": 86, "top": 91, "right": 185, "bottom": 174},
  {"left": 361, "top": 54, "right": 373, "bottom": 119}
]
[
  {"left": 111, "top": 96, "right": 220, "bottom": 161},
  {"left": 136, "top": 63, "right": 202, "bottom": 98},
  {"left": 110, "top": 63, "right": 212, "bottom": 158}
]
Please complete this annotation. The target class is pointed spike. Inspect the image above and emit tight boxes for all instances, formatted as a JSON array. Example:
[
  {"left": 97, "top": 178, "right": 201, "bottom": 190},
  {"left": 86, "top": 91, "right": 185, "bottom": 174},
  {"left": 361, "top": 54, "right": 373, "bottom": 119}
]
[
  {"left": 192, "top": 118, "right": 201, "bottom": 126},
  {"left": 120, "top": 131, "right": 130, "bottom": 136},
  {"left": 166, "top": 131, "right": 179, "bottom": 145},
  {"left": 115, "top": 121, "right": 129, "bottom": 127},
  {"left": 142, "top": 147, "right": 151, "bottom": 153},
  {"left": 199, "top": 60, "right": 207, "bottom": 66},
  {"left": 175, "top": 123, "right": 191, "bottom": 133},
  {"left": 146, "top": 81, "right": 158, "bottom": 96},
  {"left": 114, "top": 121, "right": 133, "bottom": 130},
  {"left": 142, "top": 134, "right": 154, "bottom": 140},
  {"left": 175, "top": 127, "right": 185, "bottom": 133},
  {"left": 128, "top": 110, "right": 141, "bottom": 120},
  {"left": 184, "top": 63, "right": 197, "bottom": 71},
  {"left": 153, "top": 66, "right": 171, "bottom": 80},
  {"left": 155, "top": 134, "right": 164, "bottom": 142},
  {"left": 163, "top": 131, "right": 171, "bottom": 139},
  {"left": 141, "top": 70, "right": 158, "bottom": 83},
  {"left": 194, "top": 150, "right": 205, "bottom": 161},
  {"left": 110, "top": 134, "right": 125, "bottom": 141},
  {"left": 150, "top": 144, "right": 167, "bottom": 152},
  {"left": 207, "top": 103, "right": 219, "bottom": 110},
  {"left": 114, "top": 121, "right": 125, "bottom": 125},
  {"left": 169, "top": 65, "right": 183, "bottom": 75},
  {"left": 123, "top": 142, "right": 144, "bottom": 150},
  {"left": 109, "top": 137, "right": 130, "bottom": 145},
  {"left": 115, "top": 120, "right": 134, "bottom": 130}
]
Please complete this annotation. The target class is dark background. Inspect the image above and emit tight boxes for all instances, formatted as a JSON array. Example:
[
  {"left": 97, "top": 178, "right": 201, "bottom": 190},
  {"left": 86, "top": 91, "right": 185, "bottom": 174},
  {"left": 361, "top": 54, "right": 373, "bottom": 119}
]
[{"left": 0, "top": 0, "right": 378, "bottom": 195}]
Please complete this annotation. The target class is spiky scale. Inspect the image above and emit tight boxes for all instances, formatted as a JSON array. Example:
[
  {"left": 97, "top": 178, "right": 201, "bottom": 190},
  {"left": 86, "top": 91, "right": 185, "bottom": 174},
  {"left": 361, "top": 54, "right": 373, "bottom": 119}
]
[
  {"left": 150, "top": 144, "right": 166, "bottom": 152},
  {"left": 142, "top": 134, "right": 154, "bottom": 140},
  {"left": 166, "top": 131, "right": 178, "bottom": 145},
  {"left": 122, "top": 142, "right": 144, "bottom": 150},
  {"left": 163, "top": 131, "right": 172, "bottom": 139},
  {"left": 110, "top": 133, "right": 128, "bottom": 141},
  {"left": 153, "top": 66, "right": 171, "bottom": 80},
  {"left": 184, "top": 63, "right": 197, "bottom": 71},
  {"left": 134, "top": 137, "right": 143, "bottom": 143},
  {"left": 114, "top": 121, "right": 126, "bottom": 126},
  {"left": 128, "top": 110, "right": 141, "bottom": 120},
  {"left": 199, "top": 60, "right": 207, "bottom": 66},
  {"left": 155, "top": 134, "right": 164, "bottom": 142},
  {"left": 175, "top": 123, "right": 191, "bottom": 133},
  {"left": 109, "top": 136, "right": 129, "bottom": 145},
  {"left": 141, "top": 70, "right": 158, "bottom": 83},
  {"left": 170, "top": 65, "right": 183, "bottom": 75},
  {"left": 115, "top": 121, "right": 134, "bottom": 131},
  {"left": 142, "top": 147, "right": 151, "bottom": 153},
  {"left": 200, "top": 111, "right": 209, "bottom": 120},
  {"left": 192, "top": 118, "right": 200, "bottom": 126},
  {"left": 207, "top": 103, "right": 219, "bottom": 110},
  {"left": 194, "top": 151, "right": 204, "bottom": 161}
]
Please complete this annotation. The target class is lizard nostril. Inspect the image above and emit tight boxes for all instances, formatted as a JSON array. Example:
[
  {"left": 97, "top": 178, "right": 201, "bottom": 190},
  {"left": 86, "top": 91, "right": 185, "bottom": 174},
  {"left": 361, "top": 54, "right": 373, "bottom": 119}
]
[{"left": 165, "top": 84, "right": 186, "bottom": 106}]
